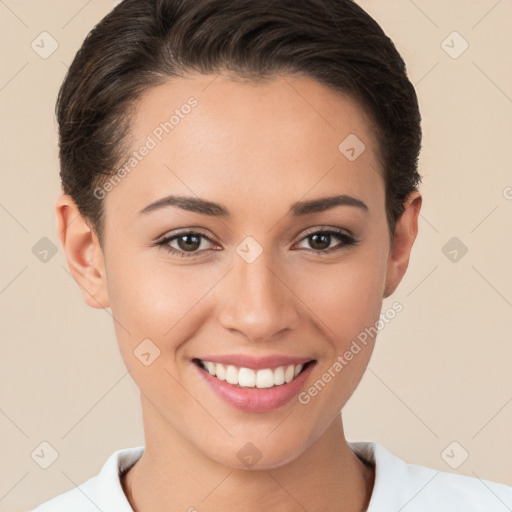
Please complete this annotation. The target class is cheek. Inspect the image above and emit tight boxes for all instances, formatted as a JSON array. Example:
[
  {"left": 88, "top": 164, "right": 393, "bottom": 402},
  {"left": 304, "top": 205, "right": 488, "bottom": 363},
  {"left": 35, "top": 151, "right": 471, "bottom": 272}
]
[
  {"left": 104, "top": 247, "right": 226, "bottom": 348},
  {"left": 293, "top": 247, "right": 388, "bottom": 417},
  {"left": 103, "top": 254, "right": 217, "bottom": 400},
  {"left": 296, "top": 246, "right": 388, "bottom": 345}
]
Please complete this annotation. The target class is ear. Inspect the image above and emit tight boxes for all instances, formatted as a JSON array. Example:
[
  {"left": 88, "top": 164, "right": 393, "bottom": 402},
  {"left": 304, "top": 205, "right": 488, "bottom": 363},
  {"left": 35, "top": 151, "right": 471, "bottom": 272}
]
[
  {"left": 55, "top": 194, "right": 110, "bottom": 309},
  {"left": 383, "top": 191, "right": 422, "bottom": 298}
]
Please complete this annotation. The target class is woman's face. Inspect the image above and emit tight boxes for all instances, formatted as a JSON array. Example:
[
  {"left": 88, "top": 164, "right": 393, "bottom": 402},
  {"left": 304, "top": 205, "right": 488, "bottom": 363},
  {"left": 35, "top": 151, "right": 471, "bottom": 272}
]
[{"left": 92, "top": 71, "right": 416, "bottom": 468}]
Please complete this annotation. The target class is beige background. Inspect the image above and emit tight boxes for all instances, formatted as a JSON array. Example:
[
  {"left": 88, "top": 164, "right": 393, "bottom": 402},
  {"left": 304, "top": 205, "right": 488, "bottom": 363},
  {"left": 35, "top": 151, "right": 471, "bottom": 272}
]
[{"left": 1, "top": 1, "right": 511, "bottom": 510}]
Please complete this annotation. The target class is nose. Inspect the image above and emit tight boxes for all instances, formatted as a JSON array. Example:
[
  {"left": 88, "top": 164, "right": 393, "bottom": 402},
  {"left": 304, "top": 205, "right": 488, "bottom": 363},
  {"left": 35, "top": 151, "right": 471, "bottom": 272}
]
[{"left": 217, "top": 249, "right": 300, "bottom": 343}]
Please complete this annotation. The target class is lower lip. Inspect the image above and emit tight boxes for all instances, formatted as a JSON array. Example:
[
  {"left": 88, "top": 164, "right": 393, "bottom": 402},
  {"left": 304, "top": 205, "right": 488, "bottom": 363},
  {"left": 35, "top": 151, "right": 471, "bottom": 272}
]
[{"left": 195, "top": 362, "right": 316, "bottom": 413}]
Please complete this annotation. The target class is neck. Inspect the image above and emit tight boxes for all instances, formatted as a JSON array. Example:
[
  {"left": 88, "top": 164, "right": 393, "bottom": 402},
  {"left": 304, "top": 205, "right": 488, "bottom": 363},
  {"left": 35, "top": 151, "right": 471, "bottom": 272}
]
[{"left": 122, "top": 400, "right": 374, "bottom": 512}]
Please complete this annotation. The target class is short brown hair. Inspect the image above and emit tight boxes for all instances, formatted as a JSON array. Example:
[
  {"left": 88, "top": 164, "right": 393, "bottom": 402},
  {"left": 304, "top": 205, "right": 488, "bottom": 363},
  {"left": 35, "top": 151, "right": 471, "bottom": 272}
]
[{"left": 56, "top": 0, "right": 422, "bottom": 244}]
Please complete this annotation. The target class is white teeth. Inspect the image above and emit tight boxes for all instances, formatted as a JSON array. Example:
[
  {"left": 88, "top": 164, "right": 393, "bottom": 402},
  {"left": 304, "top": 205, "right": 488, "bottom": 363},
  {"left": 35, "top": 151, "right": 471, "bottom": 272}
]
[
  {"left": 205, "top": 361, "right": 216, "bottom": 375},
  {"left": 199, "top": 360, "right": 307, "bottom": 388},
  {"left": 215, "top": 363, "right": 226, "bottom": 381},
  {"left": 284, "top": 365, "right": 295, "bottom": 383},
  {"left": 255, "top": 369, "right": 274, "bottom": 388},
  {"left": 274, "top": 366, "right": 285, "bottom": 385},
  {"left": 239, "top": 367, "right": 256, "bottom": 387},
  {"left": 226, "top": 365, "right": 239, "bottom": 385}
]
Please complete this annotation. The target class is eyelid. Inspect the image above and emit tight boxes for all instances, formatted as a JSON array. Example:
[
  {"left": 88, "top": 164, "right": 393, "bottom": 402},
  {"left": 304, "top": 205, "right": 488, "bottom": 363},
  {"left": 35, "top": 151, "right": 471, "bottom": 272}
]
[
  {"left": 155, "top": 227, "right": 214, "bottom": 243},
  {"left": 298, "top": 225, "right": 354, "bottom": 239}
]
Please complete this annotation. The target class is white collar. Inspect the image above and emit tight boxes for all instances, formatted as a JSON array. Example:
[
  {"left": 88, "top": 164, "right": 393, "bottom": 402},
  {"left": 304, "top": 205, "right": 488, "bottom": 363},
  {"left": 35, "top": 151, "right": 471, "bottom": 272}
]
[{"left": 34, "top": 441, "right": 511, "bottom": 511}]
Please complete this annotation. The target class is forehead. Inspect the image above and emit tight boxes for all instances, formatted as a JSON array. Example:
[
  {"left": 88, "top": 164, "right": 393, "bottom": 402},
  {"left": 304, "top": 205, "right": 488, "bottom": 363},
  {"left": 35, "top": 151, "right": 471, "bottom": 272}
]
[{"left": 108, "top": 71, "right": 384, "bottom": 217}]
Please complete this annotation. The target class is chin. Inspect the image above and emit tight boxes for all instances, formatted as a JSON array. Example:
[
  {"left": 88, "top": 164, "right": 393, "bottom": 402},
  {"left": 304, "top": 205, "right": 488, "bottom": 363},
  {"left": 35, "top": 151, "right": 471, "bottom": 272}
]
[{"left": 203, "top": 433, "right": 310, "bottom": 471}]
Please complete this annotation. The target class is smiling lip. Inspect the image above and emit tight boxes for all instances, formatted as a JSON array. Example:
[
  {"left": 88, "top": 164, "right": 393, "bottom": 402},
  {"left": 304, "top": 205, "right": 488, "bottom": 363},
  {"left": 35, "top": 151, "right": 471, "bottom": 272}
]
[{"left": 193, "top": 355, "right": 316, "bottom": 413}]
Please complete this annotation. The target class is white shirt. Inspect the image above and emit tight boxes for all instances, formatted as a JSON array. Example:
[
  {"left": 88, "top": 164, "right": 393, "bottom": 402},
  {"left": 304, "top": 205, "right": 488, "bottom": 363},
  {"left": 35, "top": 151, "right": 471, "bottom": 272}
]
[{"left": 30, "top": 441, "right": 511, "bottom": 511}]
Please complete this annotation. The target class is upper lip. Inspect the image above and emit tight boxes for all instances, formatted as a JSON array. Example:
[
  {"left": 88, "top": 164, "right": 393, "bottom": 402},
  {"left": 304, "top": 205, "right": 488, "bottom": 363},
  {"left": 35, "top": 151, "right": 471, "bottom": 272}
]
[{"left": 194, "top": 354, "right": 315, "bottom": 370}]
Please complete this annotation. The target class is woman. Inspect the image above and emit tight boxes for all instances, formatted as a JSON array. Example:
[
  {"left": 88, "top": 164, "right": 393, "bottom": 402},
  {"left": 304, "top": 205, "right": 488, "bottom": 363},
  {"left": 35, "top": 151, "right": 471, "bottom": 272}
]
[{"left": 31, "top": 0, "right": 511, "bottom": 510}]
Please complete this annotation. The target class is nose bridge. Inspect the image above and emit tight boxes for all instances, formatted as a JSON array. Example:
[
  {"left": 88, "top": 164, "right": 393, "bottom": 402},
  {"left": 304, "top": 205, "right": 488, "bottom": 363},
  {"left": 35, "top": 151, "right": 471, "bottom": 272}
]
[{"left": 218, "top": 243, "right": 299, "bottom": 341}]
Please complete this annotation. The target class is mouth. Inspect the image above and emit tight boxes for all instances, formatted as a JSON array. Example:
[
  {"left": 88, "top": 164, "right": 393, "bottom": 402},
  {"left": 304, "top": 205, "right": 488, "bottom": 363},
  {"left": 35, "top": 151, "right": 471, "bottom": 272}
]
[{"left": 193, "top": 358, "right": 316, "bottom": 389}]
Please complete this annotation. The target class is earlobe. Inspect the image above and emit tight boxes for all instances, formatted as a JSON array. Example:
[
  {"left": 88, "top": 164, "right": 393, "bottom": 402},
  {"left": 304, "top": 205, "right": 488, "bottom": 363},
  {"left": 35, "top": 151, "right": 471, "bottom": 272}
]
[
  {"left": 383, "top": 191, "right": 422, "bottom": 298},
  {"left": 55, "top": 194, "right": 110, "bottom": 309}
]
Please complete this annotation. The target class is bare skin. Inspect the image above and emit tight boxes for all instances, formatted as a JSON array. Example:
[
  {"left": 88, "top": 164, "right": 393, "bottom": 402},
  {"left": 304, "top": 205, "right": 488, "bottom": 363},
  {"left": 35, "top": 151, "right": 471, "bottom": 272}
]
[{"left": 56, "top": 70, "right": 421, "bottom": 512}]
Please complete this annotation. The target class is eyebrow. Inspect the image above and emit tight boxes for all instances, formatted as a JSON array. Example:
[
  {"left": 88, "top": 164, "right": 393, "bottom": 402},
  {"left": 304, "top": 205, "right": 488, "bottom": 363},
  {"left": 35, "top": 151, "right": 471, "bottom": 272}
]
[{"left": 138, "top": 193, "right": 368, "bottom": 217}]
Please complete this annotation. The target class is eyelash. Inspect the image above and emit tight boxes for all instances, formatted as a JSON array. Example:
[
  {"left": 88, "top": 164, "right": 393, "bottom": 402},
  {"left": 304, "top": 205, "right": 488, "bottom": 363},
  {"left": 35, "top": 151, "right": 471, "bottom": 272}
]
[{"left": 155, "top": 228, "right": 358, "bottom": 258}]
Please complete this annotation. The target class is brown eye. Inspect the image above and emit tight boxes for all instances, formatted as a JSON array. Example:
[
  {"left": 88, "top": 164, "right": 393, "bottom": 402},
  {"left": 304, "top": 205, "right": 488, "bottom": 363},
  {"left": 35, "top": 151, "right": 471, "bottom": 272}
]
[
  {"left": 156, "top": 231, "right": 216, "bottom": 257},
  {"left": 308, "top": 232, "right": 333, "bottom": 251},
  {"left": 175, "top": 233, "right": 202, "bottom": 252},
  {"left": 295, "top": 229, "right": 357, "bottom": 254}
]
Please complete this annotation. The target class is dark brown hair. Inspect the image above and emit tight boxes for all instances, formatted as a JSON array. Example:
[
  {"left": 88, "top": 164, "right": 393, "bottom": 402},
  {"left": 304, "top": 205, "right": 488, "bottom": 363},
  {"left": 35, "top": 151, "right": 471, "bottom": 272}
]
[{"left": 56, "top": 0, "right": 422, "bottom": 244}]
